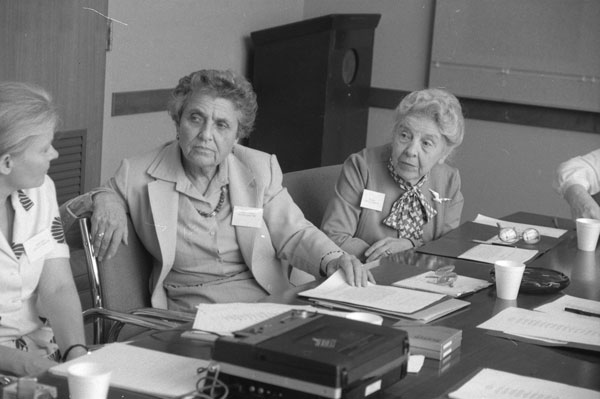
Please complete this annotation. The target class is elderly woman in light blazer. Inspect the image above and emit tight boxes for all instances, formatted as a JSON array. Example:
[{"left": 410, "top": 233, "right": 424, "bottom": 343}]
[
  {"left": 321, "top": 88, "right": 465, "bottom": 263},
  {"left": 62, "top": 69, "right": 371, "bottom": 313}
]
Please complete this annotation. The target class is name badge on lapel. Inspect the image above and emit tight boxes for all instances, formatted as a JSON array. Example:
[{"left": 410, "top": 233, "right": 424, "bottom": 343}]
[
  {"left": 360, "top": 189, "right": 385, "bottom": 212},
  {"left": 232, "top": 206, "right": 263, "bottom": 228},
  {"left": 23, "top": 228, "right": 54, "bottom": 262}
]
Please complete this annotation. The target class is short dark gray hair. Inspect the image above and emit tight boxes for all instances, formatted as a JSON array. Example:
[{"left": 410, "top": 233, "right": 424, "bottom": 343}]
[{"left": 167, "top": 69, "right": 258, "bottom": 139}]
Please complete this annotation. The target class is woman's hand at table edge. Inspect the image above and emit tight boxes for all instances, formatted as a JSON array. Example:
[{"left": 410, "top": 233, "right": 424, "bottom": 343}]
[
  {"left": 325, "top": 253, "right": 375, "bottom": 287},
  {"left": 365, "top": 237, "right": 414, "bottom": 263}
]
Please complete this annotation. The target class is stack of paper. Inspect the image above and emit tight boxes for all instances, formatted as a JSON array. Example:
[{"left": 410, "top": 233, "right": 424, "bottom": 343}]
[
  {"left": 400, "top": 325, "right": 462, "bottom": 360},
  {"left": 477, "top": 306, "right": 600, "bottom": 352},
  {"left": 449, "top": 368, "right": 599, "bottom": 399},
  {"left": 184, "top": 302, "right": 348, "bottom": 339},
  {"left": 298, "top": 270, "right": 470, "bottom": 323},
  {"left": 50, "top": 343, "right": 208, "bottom": 398},
  {"left": 392, "top": 272, "right": 492, "bottom": 298}
]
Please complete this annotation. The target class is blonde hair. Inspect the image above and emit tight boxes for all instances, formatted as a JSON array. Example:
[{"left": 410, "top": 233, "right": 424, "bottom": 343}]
[{"left": 0, "top": 81, "right": 58, "bottom": 155}]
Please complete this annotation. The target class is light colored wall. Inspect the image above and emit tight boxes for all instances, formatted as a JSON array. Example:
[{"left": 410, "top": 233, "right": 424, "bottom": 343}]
[
  {"left": 304, "top": 0, "right": 599, "bottom": 221},
  {"left": 102, "top": 0, "right": 304, "bottom": 181},
  {"left": 102, "top": 0, "right": 598, "bottom": 222}
]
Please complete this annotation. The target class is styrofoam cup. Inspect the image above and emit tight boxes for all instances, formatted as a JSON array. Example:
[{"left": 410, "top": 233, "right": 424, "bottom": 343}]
[
  {"left": 346, "top": 312, "right": 383, "bottom": 325},
  {"left": 494, "top": 260, "right": 526, "bottom": 300},
  {"left": 576, "top": 218, "right": 600, "bottom": 251},
  {"left": 67, "top": 362, "right": 112, "bottom": 399}
]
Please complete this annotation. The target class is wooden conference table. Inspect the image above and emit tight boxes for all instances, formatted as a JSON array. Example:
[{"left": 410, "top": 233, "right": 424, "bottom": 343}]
[{"left": 43, "top": 212, "right": 600, "bottom": 398}]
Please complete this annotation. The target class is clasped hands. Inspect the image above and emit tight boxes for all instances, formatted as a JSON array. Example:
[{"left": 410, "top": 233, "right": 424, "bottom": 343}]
[{"left": 364, "top": 237, "right": 414, "bottom": 263}]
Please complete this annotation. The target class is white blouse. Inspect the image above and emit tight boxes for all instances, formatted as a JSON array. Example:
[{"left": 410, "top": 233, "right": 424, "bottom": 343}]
[{"left": 0, "top": 176, "right": 70, "bottom": 342}]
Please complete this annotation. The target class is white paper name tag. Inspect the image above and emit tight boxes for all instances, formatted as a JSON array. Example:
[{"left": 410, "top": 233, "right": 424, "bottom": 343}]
[
  {"left": 232, "top": 206, "right": 263, "bottom": 228},
  {"left": 23, "top": 228, "right": 54, "bottom": 262},
  {"left": 360, "top": 189, "right": 385, "bottom": 212}
]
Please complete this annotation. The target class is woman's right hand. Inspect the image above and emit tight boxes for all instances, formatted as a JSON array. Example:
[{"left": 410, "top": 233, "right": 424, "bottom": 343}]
[
  {"left": 364, "top": 237, "right": 414, "bottom": 263},
  {"left": 90, "top": 192, "right": 128, "bottom": 261},
  {"left": 0, "top": 348, "right": 57, "bottom": 377}
]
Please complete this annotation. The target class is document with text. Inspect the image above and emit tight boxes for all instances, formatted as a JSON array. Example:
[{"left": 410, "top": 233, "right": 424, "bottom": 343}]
[
  {"left": 449, "top": 368, "right": 599, "bottom": 399},
  {"left": 457, "top": 243, "right": 539, "bottom": 264},
  {"left": 298, "top": 270, "right": 446, "bottom": 316},
  {"left": 478, "top": 307, "right": 600, "bottom": 351},
  {"left": 393, "top": 271, "right": 492, "bottom": 297},
  {"left": 51, "top": 343, "right": 208, "bottom": 398},
  {"left": 189, "top": 302, "right": 348, "bottom": 337},
  {"left": 534, "top": 294, "right": 600, "bottom": 316}
]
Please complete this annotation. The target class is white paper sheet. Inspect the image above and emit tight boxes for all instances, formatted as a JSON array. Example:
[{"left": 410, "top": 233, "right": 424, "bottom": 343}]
[
  {"left": 449, "top": 368, "right": 600, "bottom": 399},
  {"left": 392, "top": 272, "right": 492, "bottom": 297},
  {"left": 298, "top": 270, "right": 445, "bottom": 315},
  {"left": 478, "top": 307, "right": 600, "bottom": 347},
  {"left": 473, "top": 214, "right": 567, "bottom": 238},
  {"left": 192, "top": 303, "right": 348, "bottom": 336},
  {"left": 458, "top": 244, "right": 538, "bottom": 264},
  {"left": 50, "top": 343, "right": 208, "bottom": 398},
  {"left": 535, "top": 295, "right": 600, "bottom": 316},
  {"left": 407, "top": 355, "right": 425, "bottom": 373}
]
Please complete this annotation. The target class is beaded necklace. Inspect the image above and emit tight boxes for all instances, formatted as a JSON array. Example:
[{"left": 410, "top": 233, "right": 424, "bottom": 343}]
[{"left": 197, "top": 186, "right": 226, "bottom": 218}]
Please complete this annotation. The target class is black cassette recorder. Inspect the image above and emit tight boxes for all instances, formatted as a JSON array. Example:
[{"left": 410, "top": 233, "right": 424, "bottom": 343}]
[{"left": 208, "top": 309, "right": 409, "bottom": 399}]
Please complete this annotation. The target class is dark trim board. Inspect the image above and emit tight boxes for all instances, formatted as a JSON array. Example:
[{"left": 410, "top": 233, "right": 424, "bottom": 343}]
[
  {"left": 112, "top": 87, "right": 600, "bottom": 134},
  {"left": 111, "top": 89, "right": 171, "bottom": 116},
  {"left": 368, "top": 87, "right": 599, "bottom": 135}
]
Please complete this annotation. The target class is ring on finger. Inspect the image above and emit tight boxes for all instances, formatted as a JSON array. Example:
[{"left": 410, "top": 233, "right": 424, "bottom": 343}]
[
  {"left": 384, "top": 249, "right": 392, "bottom": 256},
  {"left": 98, "top": 232, "right": 105, "bottom": 238}
]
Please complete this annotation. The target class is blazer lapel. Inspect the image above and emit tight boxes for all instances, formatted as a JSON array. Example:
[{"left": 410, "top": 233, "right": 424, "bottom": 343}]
[
  {"left": 227, "top": 154, "right": 259, "bottom": 265},
  {"left": 148, "top": 180, "right": 179, "bottom": 284}
]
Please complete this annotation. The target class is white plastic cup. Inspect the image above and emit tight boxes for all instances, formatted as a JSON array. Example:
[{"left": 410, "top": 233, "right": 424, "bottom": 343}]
[
  {"left": 494, "top": 260, "right": 526, "bottom": 300},
  {"left": 575, "top": 218, "right": 600, "bottom": 251},
  {"left": 346, "top": 312, "right": 383, "bottom": 325},
  {"left": 67, "top": 362, "right": 112, "bottom": 399}
]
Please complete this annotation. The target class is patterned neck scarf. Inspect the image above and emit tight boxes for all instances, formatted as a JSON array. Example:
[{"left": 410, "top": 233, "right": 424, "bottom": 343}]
[{"left": 382, "top": 158, "right": 437, "bottom": 240}]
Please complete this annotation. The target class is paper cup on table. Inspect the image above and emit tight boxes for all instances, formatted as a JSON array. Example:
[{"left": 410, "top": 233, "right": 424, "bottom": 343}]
[
  {"left": 67, "top": 362, "right": 112, "bottom": 399},
  {"left": 346, "top": 312, "right": 383, "bottom": 325},
  {"left": 493, "top": 260, "right": 526, "bottom": 300},
  {"left": 576, "top": 218, "right": 600, "bottom": 251}
]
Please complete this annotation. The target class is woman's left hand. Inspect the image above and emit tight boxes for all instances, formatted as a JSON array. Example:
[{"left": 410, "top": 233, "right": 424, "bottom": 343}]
[
  {"left": 364, "top": 237, "right": 413, "bottom": 263},
  {"left": 325, "top": 254, "right": 375, "bottom": 287}
]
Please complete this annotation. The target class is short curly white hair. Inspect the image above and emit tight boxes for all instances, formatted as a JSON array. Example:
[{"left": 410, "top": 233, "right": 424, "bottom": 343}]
[{"left": 393, "top": 88, "right": 464, "bottom": 155}]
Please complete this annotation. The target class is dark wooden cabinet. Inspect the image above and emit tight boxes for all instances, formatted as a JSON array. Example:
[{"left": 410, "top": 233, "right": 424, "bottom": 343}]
[{"left": 249, "top": 14, "right": 380, "bottom": 172}]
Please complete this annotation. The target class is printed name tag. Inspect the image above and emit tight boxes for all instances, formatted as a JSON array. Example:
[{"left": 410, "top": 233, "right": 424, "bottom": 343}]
[
  {"left": 232, "top": 206, "right": 263, "bottom": 228},
  {"left": 360, "top": 189, "right": 385, "bottom": 212},
  {"left": 23, "top": 228, "right": 54, "bottom": 262}
]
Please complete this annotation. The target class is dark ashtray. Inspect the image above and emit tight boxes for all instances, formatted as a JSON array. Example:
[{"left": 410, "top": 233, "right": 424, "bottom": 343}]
[{"left": 489, "top": 267, "right": 570, "bottom": 294}]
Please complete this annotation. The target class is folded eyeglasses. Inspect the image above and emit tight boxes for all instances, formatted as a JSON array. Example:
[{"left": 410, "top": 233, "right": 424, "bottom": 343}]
[{"left": 497, "top": 223, "right": 541, "bottom": 244}]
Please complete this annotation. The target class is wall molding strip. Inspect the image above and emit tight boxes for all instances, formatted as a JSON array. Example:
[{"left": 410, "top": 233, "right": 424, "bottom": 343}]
[
  {"left": 368, "top": 87, "right": 599, "bottom": 134},
  {"left": 112, "top": 86, "right": 599, "bottom": 134}
]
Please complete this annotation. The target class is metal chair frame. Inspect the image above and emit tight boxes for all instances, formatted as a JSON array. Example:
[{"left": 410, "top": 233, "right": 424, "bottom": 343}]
[{"left": 77, "top": 218, "right": 193, "bottom": 344}]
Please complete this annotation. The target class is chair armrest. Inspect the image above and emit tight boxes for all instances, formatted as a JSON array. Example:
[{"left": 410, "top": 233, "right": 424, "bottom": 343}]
[
  {"left": 130, "top": 308, "right": 195, "bottom": 323},
  {"left": 83, "top": 307, "right": 186, "bottom": 343}
]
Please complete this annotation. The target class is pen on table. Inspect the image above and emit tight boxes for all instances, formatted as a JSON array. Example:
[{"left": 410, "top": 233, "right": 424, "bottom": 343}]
[
  {"left": 471, "top": 239, "right": 516, "bottom": 248},
  {"left": 564, "top": 307, "right": 600, "bottom": 318}
]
